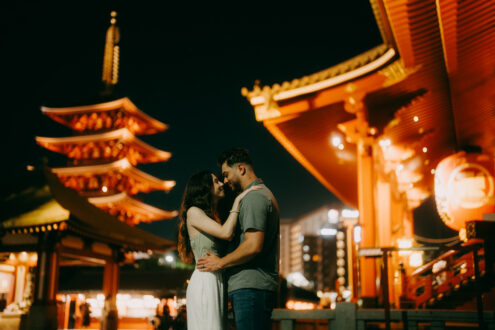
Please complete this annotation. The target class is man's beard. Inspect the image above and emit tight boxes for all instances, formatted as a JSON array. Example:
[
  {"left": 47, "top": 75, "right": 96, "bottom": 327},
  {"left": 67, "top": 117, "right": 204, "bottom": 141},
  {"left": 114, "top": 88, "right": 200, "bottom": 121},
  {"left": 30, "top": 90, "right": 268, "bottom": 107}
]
[{"left": 231, "top": 180, "right": 243, "bottom": 194}]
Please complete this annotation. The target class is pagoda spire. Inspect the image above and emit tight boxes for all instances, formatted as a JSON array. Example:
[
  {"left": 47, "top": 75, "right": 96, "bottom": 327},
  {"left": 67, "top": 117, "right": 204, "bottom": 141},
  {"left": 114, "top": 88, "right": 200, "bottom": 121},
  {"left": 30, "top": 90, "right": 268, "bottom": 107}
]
[{"left": 102, "top": 11, "right": 120, "bottom": 91}]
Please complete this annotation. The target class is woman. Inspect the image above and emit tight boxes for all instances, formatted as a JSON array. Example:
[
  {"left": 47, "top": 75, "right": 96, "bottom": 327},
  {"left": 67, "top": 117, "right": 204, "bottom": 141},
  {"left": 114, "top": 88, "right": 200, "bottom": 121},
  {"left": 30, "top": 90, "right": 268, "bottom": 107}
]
[{"left": 177, "top": 170, "right": 258, "bottom": 330}]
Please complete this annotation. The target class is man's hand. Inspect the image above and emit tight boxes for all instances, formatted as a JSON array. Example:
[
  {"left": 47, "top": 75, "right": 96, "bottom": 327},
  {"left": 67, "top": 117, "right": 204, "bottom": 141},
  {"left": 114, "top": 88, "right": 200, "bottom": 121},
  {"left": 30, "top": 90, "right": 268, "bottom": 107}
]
[{"left": 196, "top": 250, "right": 222, "bottom": 272}]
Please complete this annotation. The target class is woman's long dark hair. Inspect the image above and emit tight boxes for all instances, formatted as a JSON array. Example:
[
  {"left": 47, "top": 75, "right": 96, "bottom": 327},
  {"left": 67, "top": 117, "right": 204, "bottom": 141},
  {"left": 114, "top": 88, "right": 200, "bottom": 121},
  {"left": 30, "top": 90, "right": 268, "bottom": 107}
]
[{"left": 178, "top": 170, "right": 216, "bottom": 264}]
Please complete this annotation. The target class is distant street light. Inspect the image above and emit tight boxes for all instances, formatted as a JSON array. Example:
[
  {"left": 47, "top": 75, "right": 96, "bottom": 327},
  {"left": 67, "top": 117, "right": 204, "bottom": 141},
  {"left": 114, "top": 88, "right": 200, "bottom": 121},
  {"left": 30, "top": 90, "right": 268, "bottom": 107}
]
[{"left": 319, "top": 228, "right": 337, "bottom": 236}]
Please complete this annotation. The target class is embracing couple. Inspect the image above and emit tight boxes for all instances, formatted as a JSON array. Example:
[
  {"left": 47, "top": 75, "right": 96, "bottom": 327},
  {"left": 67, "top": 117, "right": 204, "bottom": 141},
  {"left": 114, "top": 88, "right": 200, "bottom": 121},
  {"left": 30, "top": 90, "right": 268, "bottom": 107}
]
[{"left": 178, "top": 147, "right": 280, "bottom": 330}]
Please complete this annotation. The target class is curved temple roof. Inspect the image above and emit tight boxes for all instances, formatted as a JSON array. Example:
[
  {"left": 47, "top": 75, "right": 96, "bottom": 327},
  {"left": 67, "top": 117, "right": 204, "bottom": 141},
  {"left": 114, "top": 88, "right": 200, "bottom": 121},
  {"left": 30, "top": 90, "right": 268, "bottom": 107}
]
[
  {"left": 1, "top": 169, "right": 175, "bottom": 251},
  {"left": 242, "top": 45, "right": 393, "bottom": 107},
  {"left": 41, "top": 97, "right": 168, "bottom": 135},
  {"left": 51, "top": 158, "right": 175, "bottom": 195},
  {"left": 242, "top": 0, "right": 495, "bottom": 209},
  {"left": 36, "top": 128, "right": 171, "bottom": 165},
  {"left": 89, "top": 192, "right": 178, "bottom": 225}
]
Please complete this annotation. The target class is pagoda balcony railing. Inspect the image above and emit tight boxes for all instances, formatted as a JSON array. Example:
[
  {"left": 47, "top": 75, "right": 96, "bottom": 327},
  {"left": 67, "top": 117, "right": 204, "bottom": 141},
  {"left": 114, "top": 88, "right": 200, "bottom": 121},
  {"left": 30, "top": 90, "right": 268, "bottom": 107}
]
[{"left": 263, "top": 304, "right": 495, "bottom": 330}]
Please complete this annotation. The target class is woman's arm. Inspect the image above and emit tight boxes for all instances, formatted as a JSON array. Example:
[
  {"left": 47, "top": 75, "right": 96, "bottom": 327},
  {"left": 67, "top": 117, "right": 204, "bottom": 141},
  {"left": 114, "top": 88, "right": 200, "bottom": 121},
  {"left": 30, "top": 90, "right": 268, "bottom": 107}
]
[
  {"left": 197, "top": 230, "right": 264, "bottom": 272},
  {"left": 187, "top": 186, "right": 260, "bottom": 240},
  {"left": 187, "top": 206, "right": 239, "bottom": 240}
]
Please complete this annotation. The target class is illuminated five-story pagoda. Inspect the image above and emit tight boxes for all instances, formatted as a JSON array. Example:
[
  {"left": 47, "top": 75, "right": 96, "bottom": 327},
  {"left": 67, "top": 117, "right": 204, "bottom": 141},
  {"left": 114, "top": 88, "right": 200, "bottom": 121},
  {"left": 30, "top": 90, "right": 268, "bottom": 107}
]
[
  {"left": 0, "top": 12, "right": 179, "bottom": 330},
  {"left": 36, "top": 11, "right": 177, "bottom": 226}
]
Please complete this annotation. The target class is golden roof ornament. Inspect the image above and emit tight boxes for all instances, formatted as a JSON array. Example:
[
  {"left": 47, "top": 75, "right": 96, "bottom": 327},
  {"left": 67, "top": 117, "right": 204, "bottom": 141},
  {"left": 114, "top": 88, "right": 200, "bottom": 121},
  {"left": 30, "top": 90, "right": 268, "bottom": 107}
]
[{"left": 102, "top": 11, "right": 120, "bottom": 91}]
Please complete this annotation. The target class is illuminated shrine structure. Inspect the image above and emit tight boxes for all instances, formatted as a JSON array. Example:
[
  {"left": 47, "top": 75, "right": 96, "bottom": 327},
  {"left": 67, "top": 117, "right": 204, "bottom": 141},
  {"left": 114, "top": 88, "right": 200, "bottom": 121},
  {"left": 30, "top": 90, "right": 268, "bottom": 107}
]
[
  {"left": 36, "top": 97, "right": 177, "bottom": 226},
  {"left": 35, "top": 9, "right": 177, "bottom": 227},
  {"left": 243, "top": 0, "right": 495, "bottom": 309},
  {"left": 0, "top": 11, "right": 177, "bottom": 330}
]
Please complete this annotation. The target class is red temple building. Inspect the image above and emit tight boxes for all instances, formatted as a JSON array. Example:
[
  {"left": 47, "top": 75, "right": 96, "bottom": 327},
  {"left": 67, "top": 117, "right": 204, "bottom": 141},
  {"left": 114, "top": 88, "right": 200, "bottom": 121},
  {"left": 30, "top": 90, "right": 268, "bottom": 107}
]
[
  {"left": 0, "top": 12, "right": 178, "bottom": 330},
  {"left": 243, "top": 0, "right": 495, "bottom": 312}
]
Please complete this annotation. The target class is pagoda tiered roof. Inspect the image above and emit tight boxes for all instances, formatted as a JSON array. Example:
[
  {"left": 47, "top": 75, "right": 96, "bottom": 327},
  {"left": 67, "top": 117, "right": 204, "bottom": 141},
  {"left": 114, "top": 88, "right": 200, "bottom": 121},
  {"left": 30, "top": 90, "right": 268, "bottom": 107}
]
[
  {"left": 34, "top": 13, "right": 177, "bottom": 228},
  {"left": 51, "top": 158, "right": 175, "bottom": 195},
  {"left": 41, "top": 97, "right": 167, "bottom": 135},
  {"left": 88, "top": 192, "right": 178, "bottom": 225},
  {"left": 36, "top": 128, "right": 171, "bottom": 165}
]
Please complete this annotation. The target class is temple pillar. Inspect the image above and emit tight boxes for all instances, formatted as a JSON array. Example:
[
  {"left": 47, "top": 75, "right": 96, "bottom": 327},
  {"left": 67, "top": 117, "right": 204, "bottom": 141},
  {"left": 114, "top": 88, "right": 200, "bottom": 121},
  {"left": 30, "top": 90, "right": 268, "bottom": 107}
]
[
  {"left": 342, "top": 219, "right": 358, "bottom": 299},
  {"left": 341, "top": 89, "right": 378, "bottom": 303},
  {"left": 14, "top": 264, "right": 26, "bottom": 304},
  {"left": 375, "top": 179, "right": 392, "bottom": 247},
  {"left": 356, "top": 138, "right": 378, "bottom": 300},
  {"left": 375, "top": 178, "right": 396, "bottom": 305},
  {"left": 101, "top": 255, "right": 120, "bottom": 330},
  {"left": 25, "top": 232, "right": 59, "bottom": 330}
]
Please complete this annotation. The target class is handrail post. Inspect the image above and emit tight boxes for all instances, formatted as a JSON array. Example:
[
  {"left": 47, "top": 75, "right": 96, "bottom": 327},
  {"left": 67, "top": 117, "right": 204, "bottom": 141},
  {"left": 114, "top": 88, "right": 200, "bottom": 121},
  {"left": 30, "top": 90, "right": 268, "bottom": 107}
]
[
  {"left": 280, "top": 319, "right": 294, "bottom": 330},
  {"left": 332, "top": 302, "right": 357, "bottom": 330},
  {"left": 382, "top": 251, "right": 391, "bottom": 330},
  {"left": 472, "top": 246, "right": 485, "bottom": 329}
]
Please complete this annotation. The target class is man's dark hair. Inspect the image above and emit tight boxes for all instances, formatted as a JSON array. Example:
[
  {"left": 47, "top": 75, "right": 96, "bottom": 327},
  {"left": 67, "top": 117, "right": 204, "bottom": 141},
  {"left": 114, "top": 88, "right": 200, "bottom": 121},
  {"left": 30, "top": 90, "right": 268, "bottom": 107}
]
[{"left": 218, "top": 147, "right": 253, "bottom": 167}]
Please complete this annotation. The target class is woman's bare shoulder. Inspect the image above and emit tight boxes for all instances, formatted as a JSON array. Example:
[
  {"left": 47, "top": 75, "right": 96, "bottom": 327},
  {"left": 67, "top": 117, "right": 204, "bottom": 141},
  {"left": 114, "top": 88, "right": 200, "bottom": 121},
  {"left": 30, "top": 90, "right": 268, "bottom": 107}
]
[{"left": 186, "top": 206, "right": 204, "bottom": 218}]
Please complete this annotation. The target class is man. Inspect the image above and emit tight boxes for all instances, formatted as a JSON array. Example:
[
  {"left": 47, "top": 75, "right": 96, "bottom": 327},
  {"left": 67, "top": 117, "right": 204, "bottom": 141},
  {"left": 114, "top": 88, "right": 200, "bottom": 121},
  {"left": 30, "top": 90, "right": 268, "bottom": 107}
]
[{"left": 197, "top": 147, "right": 280, "bottom": 330}]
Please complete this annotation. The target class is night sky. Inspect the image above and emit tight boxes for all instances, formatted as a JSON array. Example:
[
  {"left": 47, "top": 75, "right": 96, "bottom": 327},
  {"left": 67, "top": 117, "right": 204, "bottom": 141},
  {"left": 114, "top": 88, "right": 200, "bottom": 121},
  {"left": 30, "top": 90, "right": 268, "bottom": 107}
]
[{"left": 2, "top": 2, "right": 383, "bottom": 240}]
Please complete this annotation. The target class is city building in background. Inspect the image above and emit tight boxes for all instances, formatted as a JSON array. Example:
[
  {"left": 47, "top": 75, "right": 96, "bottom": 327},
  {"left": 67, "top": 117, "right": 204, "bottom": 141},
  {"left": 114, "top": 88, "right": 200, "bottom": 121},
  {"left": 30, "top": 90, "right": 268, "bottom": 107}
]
[{"left": 281, "top": 205, "right": 360, "bottom": 295}]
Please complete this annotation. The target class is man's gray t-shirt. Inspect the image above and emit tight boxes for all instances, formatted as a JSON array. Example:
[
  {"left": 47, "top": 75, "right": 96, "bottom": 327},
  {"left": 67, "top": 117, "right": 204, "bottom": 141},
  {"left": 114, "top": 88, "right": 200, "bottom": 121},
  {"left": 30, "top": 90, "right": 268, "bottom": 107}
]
[{"left": 227, "top": 179, "right": 280, "bottom": 293}]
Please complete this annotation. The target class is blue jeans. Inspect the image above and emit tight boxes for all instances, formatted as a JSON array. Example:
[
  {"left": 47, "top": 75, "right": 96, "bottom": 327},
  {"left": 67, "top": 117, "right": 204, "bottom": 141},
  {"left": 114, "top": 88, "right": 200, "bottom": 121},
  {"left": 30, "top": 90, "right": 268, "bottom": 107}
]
[{"left": 229, "top": 288, "right": 276, "bottom": 330}]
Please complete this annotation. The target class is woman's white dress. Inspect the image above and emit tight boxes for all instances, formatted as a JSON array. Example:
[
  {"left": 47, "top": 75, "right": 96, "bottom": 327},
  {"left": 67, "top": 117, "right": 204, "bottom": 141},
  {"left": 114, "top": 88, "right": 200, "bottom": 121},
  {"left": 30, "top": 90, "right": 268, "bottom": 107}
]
[{"left": 186, "top": 232, "right": 225, "bottom": 330}]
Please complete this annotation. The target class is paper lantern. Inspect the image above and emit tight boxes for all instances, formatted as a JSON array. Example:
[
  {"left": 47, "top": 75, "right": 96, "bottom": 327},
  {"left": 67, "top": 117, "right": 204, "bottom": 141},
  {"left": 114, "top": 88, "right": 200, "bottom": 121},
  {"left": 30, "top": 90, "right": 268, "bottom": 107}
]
[{"left": 434, "top": 151, "right": 495, "bottom": 231}]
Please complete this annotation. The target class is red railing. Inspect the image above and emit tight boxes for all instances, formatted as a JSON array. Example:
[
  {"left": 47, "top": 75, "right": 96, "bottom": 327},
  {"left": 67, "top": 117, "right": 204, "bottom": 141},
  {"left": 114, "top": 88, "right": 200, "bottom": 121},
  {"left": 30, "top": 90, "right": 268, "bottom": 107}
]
[{"left": 406, "top": 240, "right": 485, "bottom": 308}]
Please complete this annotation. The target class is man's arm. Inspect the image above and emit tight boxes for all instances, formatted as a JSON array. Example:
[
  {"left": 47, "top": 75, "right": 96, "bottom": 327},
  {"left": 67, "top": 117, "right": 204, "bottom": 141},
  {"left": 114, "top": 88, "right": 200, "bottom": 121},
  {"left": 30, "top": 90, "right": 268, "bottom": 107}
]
[{"left": 197, "top": 230, "right": 264, "bottom": 272}]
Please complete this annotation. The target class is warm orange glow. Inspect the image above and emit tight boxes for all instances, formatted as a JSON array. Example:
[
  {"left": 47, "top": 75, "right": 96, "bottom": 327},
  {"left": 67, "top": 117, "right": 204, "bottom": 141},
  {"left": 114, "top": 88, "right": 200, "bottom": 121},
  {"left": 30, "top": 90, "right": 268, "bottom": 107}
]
[
  {"left": 263, "top": 121, "right": 348, "bottom": 204},
  {"left": 52, "top": 158, "right": 175, "bottom": 195},
  {"left": 18, "top": 252, "right": 28, "bottom": 263},
  {"left": 379, "top": 138, "right": 391, "bottom": 147},
  {"left": 409, "top": 252, "right": 423, "bottom": 267},
  {"left": 41, "top": 98, "right": 167, "bottom": 135},
  {"left": 330, "top": 135, "right": 342, "bottom": 147},
  {"left": 89, "top": 193, "right": 177, "bottom": 225},
  {"left": 397, "top": 237, "right": 413, "bottom": 256},
  {"left": 36, "top": 128, "right": 171, "bottom": 165},
  {"left": 286, "top": 299, "right": 316, "bottom": 310},
  {"left": 29, "top": 253, "right": 38, "bottom": 265},
  {"left": 435, "top": 151, "right": 495, "bottom": 231}
]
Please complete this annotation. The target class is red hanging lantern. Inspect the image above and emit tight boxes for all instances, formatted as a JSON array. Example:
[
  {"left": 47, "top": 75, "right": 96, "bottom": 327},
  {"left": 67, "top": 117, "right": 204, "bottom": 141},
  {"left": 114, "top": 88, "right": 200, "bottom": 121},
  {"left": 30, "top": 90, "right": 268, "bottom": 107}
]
[{"left": 434, "top": 151, "right": 495, "bottom": 231}]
